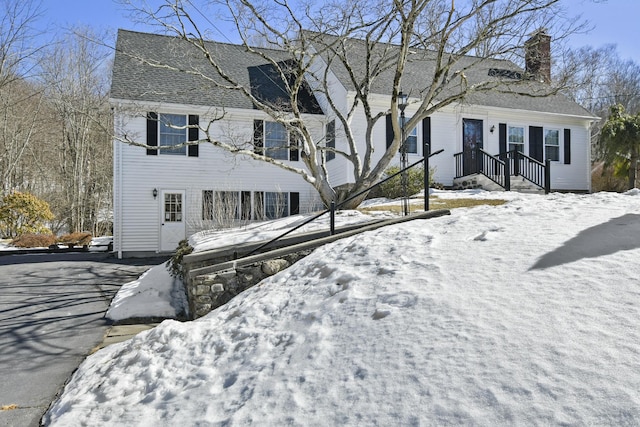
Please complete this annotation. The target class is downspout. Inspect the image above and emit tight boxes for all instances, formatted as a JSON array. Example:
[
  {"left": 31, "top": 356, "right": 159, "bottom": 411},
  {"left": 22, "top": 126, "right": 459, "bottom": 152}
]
[
  {"left": 114, "top": 105, "right": 123, "bottom": 259},
  {"left": 117, "top": 136, "right": 123, "bottom": 259}
]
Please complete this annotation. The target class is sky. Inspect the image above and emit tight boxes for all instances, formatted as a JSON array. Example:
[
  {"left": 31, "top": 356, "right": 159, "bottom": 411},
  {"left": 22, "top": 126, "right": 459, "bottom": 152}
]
[
  {"left": 41, "top": 189, "right": 640, "bottom": 425},
  {"left": 37, "top": 0, "right": 640, "bottom": 62}
]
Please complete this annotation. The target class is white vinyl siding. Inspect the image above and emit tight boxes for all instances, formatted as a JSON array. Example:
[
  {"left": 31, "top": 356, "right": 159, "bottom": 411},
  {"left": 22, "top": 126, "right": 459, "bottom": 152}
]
[{"left": 113, "top": 107, "right": 322, "bottom": 255}]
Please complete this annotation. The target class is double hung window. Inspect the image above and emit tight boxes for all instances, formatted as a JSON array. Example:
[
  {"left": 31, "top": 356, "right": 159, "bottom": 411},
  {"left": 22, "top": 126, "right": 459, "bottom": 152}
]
[
  {"left": 159, "top": 114, "right": 186, "bottom": 155},
  {"left": 508, "top": 126, "right": 525, "bottom": 153},
  {"left": 146, "top": 112, "right": 199, "bottom": 157},
  {"left": 264, "top": 121, "right": 289, "bottom": 160},
  {"left": 545, "top": 129, "right": 560, "bottom": 162},
  {"left": 254, "top": 120, "right": 299, "bottom": 161},
  {"left": 402, "top": 116, "right": 418, "bottom": 154}
]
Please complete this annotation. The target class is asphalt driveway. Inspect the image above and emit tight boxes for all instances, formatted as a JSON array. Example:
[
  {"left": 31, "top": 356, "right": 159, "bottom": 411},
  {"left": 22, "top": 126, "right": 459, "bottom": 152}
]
[{"left": 0, "top": 252, "right": 167, "bottom": 427}]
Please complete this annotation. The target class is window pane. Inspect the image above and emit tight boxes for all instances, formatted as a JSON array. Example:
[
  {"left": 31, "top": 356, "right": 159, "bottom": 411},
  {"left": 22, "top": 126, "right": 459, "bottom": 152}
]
[
  {"left": 401, "top": 116, "right": 418, "bottom": 154},
  {"left": 264, "top": 121, "right": 288, "bottom": 160},
  {"left": 215, "top": 191, "right": 240, "bottom": 221},
  {"left": 254, "top": 191, "right": 264, "bottom": 220},
  {"left": 545, "top": 129, "right": 559, "bottom": 146},
  {"left": 545, "top": 129, "right": 560, "bottom": 161},
  {"left": 159, "top": 114, "right": 187, "bottom": 155},
  {"left": 241, "top": 191, "right": 251, "bottom": 220},
  {"left": 265, "top": 192, "right": 289, "bottom": 220},
  {"left": 202, "top": 190, "right": 213, "bottom": 220},
  {"left": 164, "top": 193, "right": 182, "bottom": 222},
  {"left": 508, "top": 126, "right": 524, "bottom": 144},
  {"left": 508, "top": 143, "right": 524, "bottom": 153}
]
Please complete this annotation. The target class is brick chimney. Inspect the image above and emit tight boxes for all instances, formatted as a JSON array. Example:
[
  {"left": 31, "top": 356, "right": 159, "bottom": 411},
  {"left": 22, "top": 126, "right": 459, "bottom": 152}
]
[{"left": 525, "top": 29, "right": 551, "bottom": 83}]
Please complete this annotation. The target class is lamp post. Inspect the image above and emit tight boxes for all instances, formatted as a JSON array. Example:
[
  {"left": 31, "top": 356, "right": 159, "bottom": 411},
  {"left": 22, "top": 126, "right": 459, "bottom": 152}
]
[{"left": 398, "top": 91, "right": 409, "bottom": 216}]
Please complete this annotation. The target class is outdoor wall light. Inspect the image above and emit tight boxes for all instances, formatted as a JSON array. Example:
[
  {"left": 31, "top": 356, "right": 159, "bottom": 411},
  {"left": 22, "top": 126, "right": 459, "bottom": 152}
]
[
  {"left": 398, "top": 91, "right": 408, "bottom": 112},
  {"left": 490, "top": 125, "right": 495, "bottom": 133},
  {"left": 153, "top": 188, "right": 158, "bottom": 199}
]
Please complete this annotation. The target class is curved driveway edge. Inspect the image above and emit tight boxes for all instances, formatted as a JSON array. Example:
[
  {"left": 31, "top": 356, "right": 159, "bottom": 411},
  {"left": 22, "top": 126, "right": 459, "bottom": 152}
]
[{"left": 0, "top": 252, "right": 167, "bottom": 427}]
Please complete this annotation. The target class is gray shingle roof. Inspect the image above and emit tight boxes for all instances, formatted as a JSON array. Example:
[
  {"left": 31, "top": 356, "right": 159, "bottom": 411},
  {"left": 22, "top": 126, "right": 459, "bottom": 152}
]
[
  {"left": 308, "top": 32, "right": 596, "bottom": 118},
  {"left": 111, "top": 29, "right": 322, "bottom": 113},
  {"left": 112, "top": 29, "right": 595, "bottom": 119}
]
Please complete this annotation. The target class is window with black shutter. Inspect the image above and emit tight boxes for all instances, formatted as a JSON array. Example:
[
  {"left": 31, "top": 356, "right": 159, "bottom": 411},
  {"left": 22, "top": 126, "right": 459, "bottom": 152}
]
[
  {"left": 529, "top": 126, "right": 544, "bottom": 162},
  {"left": 564, "top": 129, "right": 571, "bottom": 165},
  {"left": 146, "top": 112, "right": 199, "bottom": 157},
  {"left": 146, "top": 112, "right": 158, "bottom": 155},
  {"left": 290, "top": 192, "right": 300, "bottom": 215},
  {"left": 188, "top": 115, "right": 199, "bottom": 157}
]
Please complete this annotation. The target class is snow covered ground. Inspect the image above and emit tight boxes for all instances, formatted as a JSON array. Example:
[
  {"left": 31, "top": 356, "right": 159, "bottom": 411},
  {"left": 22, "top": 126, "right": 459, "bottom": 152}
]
[
  {"left": 44, "top": 191, "right": 640, "bottom": 426},
  {"left": 106, "top": 263, "right": 188, "bottom": 321}
]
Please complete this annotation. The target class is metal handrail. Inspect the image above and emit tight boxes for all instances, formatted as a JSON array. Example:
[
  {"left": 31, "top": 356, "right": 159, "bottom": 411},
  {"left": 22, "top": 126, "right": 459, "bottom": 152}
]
[
  {"left": 506, "top": 150, "right": 550, "bottom": 193},
  {"left": 244, "top": 148, "right": 444, "bottom": 258},
  {"left": 478, "top": 148, "right": 508, "bottom": 189},
  {"left": 455, "top": 148, "right": 549, "bottom": 194}
]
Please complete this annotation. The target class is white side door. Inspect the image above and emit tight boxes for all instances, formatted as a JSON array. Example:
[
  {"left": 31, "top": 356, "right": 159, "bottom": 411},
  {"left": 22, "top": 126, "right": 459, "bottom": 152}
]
[{"left": 160, "top": 190, "right": 186, "bottom": 252}]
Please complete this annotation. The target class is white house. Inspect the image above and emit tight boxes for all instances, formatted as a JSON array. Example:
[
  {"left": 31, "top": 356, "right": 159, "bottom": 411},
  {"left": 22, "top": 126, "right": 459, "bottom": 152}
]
[{"left": 110, "top": 29, "right": 595, "bottom": 257}]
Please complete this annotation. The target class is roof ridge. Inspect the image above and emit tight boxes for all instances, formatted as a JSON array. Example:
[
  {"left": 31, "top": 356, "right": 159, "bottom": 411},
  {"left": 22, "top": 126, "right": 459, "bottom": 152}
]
[{"left": 116, "top": 28, "right": 288, "bottom": 55}]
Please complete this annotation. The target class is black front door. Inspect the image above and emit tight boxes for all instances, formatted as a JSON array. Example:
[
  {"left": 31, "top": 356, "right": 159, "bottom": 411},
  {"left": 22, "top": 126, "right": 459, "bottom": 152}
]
[{"left": 463, "top": 119, "right": 484, "bottom": 175}]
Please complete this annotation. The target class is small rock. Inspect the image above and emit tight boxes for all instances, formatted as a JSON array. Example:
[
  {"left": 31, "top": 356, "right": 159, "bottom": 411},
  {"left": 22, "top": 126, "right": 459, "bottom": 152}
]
[
  {"left": 261, "top": 259, "right": 290, "bottom": 275},
  {"left": 195, "top": 284, "right": 210, "bottom": 296},
  {"left": 211, "top": 283, "right": 225, "bottom": 294}
]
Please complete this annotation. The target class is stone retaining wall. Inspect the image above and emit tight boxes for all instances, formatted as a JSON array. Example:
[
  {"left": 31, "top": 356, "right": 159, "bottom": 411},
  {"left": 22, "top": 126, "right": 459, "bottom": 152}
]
[{"left": 187, "top": 249, "right": 313, "bottom": 318}]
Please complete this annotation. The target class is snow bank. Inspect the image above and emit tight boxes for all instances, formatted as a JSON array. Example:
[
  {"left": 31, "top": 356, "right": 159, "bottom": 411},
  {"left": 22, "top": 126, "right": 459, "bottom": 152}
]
[
  {"left": 45, "top": 191, "right": 640, "bottom": 426},
  {"left": 106, "top": 264, "right": 187, "bottom": 321}
]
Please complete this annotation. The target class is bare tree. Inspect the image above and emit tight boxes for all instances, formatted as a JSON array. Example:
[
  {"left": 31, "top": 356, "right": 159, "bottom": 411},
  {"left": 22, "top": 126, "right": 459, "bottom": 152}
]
[
  {"left": 0, "top": 0, "right": 49, "bottom": 196},
  {"left": 0, "top": 0, "right": 45, "bottom": 88},
  {"left": 39, "top": 27, "right": 113, "bottom": 233},
  {"left": 0, "top": 78, "right": 48, "bottom": 194},
  {"left": 121, "top": 0, "right": 580, "bottom": 208},
  {"left": 557, "top": 44, "right": 640, "bottom": 176},
  {"left": 559, "top": 45, "right": 640, "bottom": 117}
]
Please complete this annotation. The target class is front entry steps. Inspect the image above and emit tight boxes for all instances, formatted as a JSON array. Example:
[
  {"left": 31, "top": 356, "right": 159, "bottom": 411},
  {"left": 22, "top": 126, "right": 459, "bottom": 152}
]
[
  {"left": 453, "top": 174, "right": 544, "bottom": 194},
  {"left": 182, "top": 209, "right": 451, "bottom": 319}
]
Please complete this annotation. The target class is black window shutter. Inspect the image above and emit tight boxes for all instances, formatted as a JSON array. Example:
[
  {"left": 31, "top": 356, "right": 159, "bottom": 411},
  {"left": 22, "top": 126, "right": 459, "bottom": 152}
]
[
  {"left": 146, "top": 112, "right": 158, "bottom": 155},
  {"left": 253, "top": 120, "right": 264, "bottom": 155},
  {"left": 564, "top": 128, "right": 571, "bottom": 165},
  {"left": 422, "top": 117, "right": 431, "bottom": 154},
  {"left": 289, "top": 131, "right": 299, "bottom": 161},
  {"left": 386, "top": 114, "right": 393, "bottom": 149},
  {"left": 188, "top": 114, "right": 199, "bottom": 157},
  {"left": 290, "top": 192, "right": 300, "bottom": 215},
  {"left": 499, "top": 123, "right": 507, "bottom": 157},
  {"left": 529, "top": 126, "right": 543, "bottom": 162}
]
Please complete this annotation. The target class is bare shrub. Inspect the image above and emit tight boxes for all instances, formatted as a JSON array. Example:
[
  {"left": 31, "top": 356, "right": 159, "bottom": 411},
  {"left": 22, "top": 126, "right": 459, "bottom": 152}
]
[
  {"left": 12, "top": 233, "right": 57, "bottom": 248},
  {"left": 58, "top": 232, "right": 92, "bottom": 246}
]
